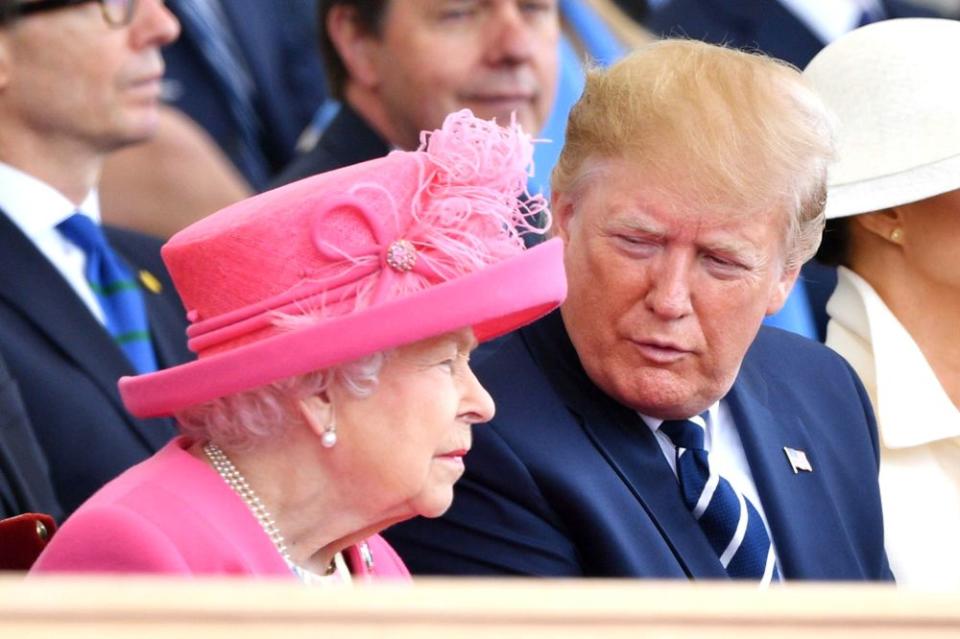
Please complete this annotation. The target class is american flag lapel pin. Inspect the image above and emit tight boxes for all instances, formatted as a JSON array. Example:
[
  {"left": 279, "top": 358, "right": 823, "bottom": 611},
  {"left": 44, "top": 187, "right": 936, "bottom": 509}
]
[{"left": 783, "top": 447, "right": 813, "bottom": 474}]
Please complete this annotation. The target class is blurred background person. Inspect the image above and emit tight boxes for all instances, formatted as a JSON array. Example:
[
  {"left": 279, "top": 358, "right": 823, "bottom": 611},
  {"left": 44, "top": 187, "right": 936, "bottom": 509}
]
[
  {"left": 162, "top": 0, "right": 327, "bottom": 191},
  {"left": 646, "top": 0, "right": 940, "bottom": 69},
  {"left": 273, "top": 0, "right": 560, "bottom": 186},
  {"left": 32, "top": 111, "right": 566, "bottom": 579},
  {"left": 99, "top": 0, "right": 328, "bottom": 239},
  {"left": 805, "top": 18, "right": 960, "bottom": 589},
  {"left": 0, "top": 0, "right": 193, "bottom": 520},
  {"left": 530, "top": 0, "right": 652, "bottom": 196},
  {"left": 99, "top": 105, "right": 251, "bottom": 239}
]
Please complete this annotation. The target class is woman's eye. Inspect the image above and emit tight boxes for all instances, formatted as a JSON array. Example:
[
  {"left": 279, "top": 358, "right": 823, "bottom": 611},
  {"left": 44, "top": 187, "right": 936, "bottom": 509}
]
[{"left": 434, "top": 355, "right": 459, "bottom": 374}]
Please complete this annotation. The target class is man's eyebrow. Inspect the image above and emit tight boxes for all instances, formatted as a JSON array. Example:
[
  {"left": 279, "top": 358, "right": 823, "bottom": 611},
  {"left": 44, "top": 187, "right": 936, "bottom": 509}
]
[{"left": 606, "top": 212, "right": 666, "bottom": 236}]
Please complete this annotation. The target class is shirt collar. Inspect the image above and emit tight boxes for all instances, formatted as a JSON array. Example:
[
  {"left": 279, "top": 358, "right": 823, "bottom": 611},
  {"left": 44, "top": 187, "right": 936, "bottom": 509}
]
[
  {"left": 828, "top": 267, "right": 960, "bottom": 447},
  {"left": 0, "top": 161, "right": 101, "bottom": 241},
  {"left": 640, "top": 402, "right": 720, "bottom": 433}
]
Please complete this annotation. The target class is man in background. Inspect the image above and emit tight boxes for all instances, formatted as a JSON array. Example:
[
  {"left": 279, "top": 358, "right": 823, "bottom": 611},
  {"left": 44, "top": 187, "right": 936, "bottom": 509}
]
[
  {"left": 0, "top": 0, "right": 192, "bottom": 518},
  {"left": 274, "top": 0, "right": 559, "bottom": 185}
]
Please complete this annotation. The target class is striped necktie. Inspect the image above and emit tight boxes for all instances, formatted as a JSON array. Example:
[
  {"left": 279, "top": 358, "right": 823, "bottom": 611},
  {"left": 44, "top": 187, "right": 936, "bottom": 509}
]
[
  {"left": 660, "top": 415, "right": 779, "bottom": 583},
  {"left": 57, "top": 213, "right": 158, "bottom": 374}
]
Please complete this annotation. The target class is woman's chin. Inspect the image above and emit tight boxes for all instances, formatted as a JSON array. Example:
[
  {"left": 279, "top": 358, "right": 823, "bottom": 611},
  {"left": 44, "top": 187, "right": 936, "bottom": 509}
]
[{"left": 412, "top": 488, "right": 456, "bottom": 520}]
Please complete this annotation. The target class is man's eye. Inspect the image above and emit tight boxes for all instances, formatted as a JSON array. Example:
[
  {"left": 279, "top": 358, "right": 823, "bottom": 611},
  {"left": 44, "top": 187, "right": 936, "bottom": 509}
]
[
  {"left": 520, "top": 1, "right": 556, "bottom": 16},
  {"left": 437, "top": 1, "right": 477, "bottom": 20},
  {"left": 704, "top": 254, "right": 749, "bottom": 274},
  {"left": 615, "top": 235, "right": 657, "bottom": 252}
]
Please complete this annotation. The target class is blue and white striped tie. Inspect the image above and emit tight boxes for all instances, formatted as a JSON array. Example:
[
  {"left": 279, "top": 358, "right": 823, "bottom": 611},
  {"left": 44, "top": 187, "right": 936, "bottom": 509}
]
[{"left": 660, "top": 416, "right": 779, "bottom": 583}]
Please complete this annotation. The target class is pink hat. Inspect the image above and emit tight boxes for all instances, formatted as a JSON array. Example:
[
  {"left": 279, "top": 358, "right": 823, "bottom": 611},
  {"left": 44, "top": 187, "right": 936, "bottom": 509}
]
[{"left": 120, "top": 110, "right": 566, "bottom": 418}]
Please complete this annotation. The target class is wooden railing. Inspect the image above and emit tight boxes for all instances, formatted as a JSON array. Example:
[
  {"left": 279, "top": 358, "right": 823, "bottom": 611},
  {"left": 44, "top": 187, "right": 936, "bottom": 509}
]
[{"left": 2, "top": 576, "right": 959, "bottom": 637}]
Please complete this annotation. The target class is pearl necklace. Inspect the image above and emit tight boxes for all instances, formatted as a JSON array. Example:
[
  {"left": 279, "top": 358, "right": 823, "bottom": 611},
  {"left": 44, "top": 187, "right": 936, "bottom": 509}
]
[
  {"left": 203, "top": 443, "right": 344, "bottom": 580},
  {"left": 203, "top": 443, "right": 295, "bottom": 564}
]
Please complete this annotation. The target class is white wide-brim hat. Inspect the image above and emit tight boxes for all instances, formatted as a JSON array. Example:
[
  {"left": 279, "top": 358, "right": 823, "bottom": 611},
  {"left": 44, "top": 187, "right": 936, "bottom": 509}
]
[{"left": 803, "top": 18, "right": 960, "bottom": 219}]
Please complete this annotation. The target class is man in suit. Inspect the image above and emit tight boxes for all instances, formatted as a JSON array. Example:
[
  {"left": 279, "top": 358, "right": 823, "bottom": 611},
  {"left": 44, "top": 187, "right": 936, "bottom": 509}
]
[
  {"left": 163, "top": 0, "right": 328, "bottom": 191},
  {"left": 384, "top": 40, "right": 892, "bottom": 581},
  {"left": 0, "top": 0, "right": 192, "bottom": 518},
  {"left": 274, "top": 0, "right": 560, "bottom": 185}
]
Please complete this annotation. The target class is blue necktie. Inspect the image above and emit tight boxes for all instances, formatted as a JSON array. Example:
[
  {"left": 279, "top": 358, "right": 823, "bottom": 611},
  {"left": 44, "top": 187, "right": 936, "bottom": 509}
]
[
  {"left": 174, "top": 0, "right": 266, "bottom": 189},
  {"left": 660, "top": 416, "right": 779, "bottom": 583},
  {"left": 58, "top": 214, "right": 158, "bottom": 374}
]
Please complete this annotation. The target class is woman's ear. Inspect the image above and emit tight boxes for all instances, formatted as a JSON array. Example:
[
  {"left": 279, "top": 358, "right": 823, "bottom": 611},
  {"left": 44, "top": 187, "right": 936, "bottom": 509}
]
[
  {"left": 853, "top": 208, "right": 905, "bottom": 246},
  {"left": 297, "top": 393, "right": 333, "bottom": 438}
]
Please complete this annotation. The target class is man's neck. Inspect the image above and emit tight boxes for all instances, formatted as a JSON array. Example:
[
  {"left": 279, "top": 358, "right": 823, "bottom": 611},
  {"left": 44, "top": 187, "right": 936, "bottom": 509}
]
[
  {"left": 343, "top": 84, "right": 416, "bottom": 151},
  {"left": 0, "top": 128, "right": 103, "bottom": 206}
]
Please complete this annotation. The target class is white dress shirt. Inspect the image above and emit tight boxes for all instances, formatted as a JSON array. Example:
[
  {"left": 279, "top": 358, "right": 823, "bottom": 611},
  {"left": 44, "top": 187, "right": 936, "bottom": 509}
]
[
  {"left": 640, "top": 402, "right": 781, "bottom": 569},
  {"left": 0, "top": 162, "right": 106, "bottom": 324},
  {"left": 826, "top": 266, "right": 960, "bottom": 589}
]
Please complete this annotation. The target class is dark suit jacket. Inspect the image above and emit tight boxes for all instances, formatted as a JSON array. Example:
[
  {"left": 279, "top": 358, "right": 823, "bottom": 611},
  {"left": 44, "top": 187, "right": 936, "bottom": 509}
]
[
  {"left": 271, "top": 103, "right": 391, "bottom": 187},
  {"left": 646, "top": 0, "right": 938, "bottom": 68},
  {"left": 0, "top": 353, "right": 61, "bottom": 521},
  {"left": 0, "top": 214, "right": 193, "bottom": 518},
  {"left": 384, "top": 310, "right": 892, "bottom": 580},
  {"left": 163, "top": 0, "right": 328, "bottom": 190}
]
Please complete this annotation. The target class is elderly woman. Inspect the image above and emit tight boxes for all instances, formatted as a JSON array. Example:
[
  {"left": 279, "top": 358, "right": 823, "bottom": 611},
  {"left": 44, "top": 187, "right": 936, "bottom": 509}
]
[
  {"left": 30, "top": 110, "right": 566, "bottom": 581},
  {"left": 804, "top": 19, "right": 960, "bottom": 588}
]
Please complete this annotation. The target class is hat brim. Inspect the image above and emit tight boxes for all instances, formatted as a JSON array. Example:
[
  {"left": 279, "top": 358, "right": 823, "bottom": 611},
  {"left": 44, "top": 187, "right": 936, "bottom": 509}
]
[
  {"left": 826, "top": 148, "right": 960, "bottom": 220},
  {"left": 120, "top": 238, "right": 566, "bottom": 418}
]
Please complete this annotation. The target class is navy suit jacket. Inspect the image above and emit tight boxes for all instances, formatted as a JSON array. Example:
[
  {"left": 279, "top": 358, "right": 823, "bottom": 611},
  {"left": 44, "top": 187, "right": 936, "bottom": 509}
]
[
  {"left": 271, "top": 104, "right": 391, "bottom": 188},
  {"left": 0, "top": 214, "right": 192, "bottom": 518},
  {"left": 0, "top": 353, "right": 61, "bottom": 521},
  {"left": 647, "top": 0, "right": 938, "bottom": 68},
  {"left": 384, "top": 310, "right": 892, "bottom": 580},
  {"left": 163, "top": 0, "right": 327, "bottom": 189}
]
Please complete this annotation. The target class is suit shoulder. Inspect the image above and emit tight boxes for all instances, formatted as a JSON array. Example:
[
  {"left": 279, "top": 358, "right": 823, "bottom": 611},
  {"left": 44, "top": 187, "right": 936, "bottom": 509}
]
[{"left": 749, "top": 326, "right": 850, "bottom": 368}]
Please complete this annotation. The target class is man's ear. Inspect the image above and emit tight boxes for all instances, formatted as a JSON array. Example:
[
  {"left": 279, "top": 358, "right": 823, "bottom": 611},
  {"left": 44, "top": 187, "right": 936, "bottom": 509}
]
[
  {"left": 852, "top": 208, "right": 905, "bottom": 246},
  {"left": 765, "top": 265, "right": 801, "bottom": 316},
  {"left": 550, "top": 191, "right": 576, "bottom": 246},
  {"left": 326, "top": 4, "right": 381, "bottom": 90},
  {"left": 297, "top": 393, "right": 333, "bottom": 438}
]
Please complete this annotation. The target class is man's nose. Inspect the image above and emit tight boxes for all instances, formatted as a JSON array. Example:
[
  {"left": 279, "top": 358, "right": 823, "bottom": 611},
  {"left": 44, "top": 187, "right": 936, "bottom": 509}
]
[
  {"left": 484, "top": 3, "right": 537, "bottom": 65},
  {"left": 130, "top": 0, "right": 181, "bottom": 49},
  {"left": 644, "top": 253, "right": 694, "bottom": 320}
]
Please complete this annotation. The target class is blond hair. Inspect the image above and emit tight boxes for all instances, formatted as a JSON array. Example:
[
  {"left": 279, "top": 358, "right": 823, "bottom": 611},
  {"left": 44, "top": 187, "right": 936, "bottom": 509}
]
[{"left": 552, "top": 39, "right": 834, "bottom": 271}]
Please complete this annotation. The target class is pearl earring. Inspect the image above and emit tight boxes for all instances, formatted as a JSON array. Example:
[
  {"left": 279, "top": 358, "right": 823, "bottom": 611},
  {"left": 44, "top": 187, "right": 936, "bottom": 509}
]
[
  {"left": 321, "top": 417, "right": 337, "bottom": 448},
  {"left": 890, "top": 228, "right": 903, "bottom": 244}
]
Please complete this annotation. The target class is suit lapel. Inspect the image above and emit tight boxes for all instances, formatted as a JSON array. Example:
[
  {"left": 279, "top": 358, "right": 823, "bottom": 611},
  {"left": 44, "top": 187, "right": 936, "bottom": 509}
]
[
  {"left": 0, "top": 213, "right": 169, "bottom": 451},
  {"left": 727, "top": 356, "right": 856, "bottom": 579},
  {"left": 524, "top": 312, "right": 727, "bottom": 578}
]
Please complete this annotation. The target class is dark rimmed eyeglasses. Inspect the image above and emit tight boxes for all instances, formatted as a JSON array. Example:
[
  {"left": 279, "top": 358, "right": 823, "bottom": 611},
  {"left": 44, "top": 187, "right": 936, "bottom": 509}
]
[{"left": 3, "top": 0, "right": 138, "bottom": 28}]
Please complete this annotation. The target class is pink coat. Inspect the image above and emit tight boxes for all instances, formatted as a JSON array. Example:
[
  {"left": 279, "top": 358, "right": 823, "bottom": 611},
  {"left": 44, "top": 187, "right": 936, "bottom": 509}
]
[{"left": 31, "top": 437, "right": 410, "bottom": 580}]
